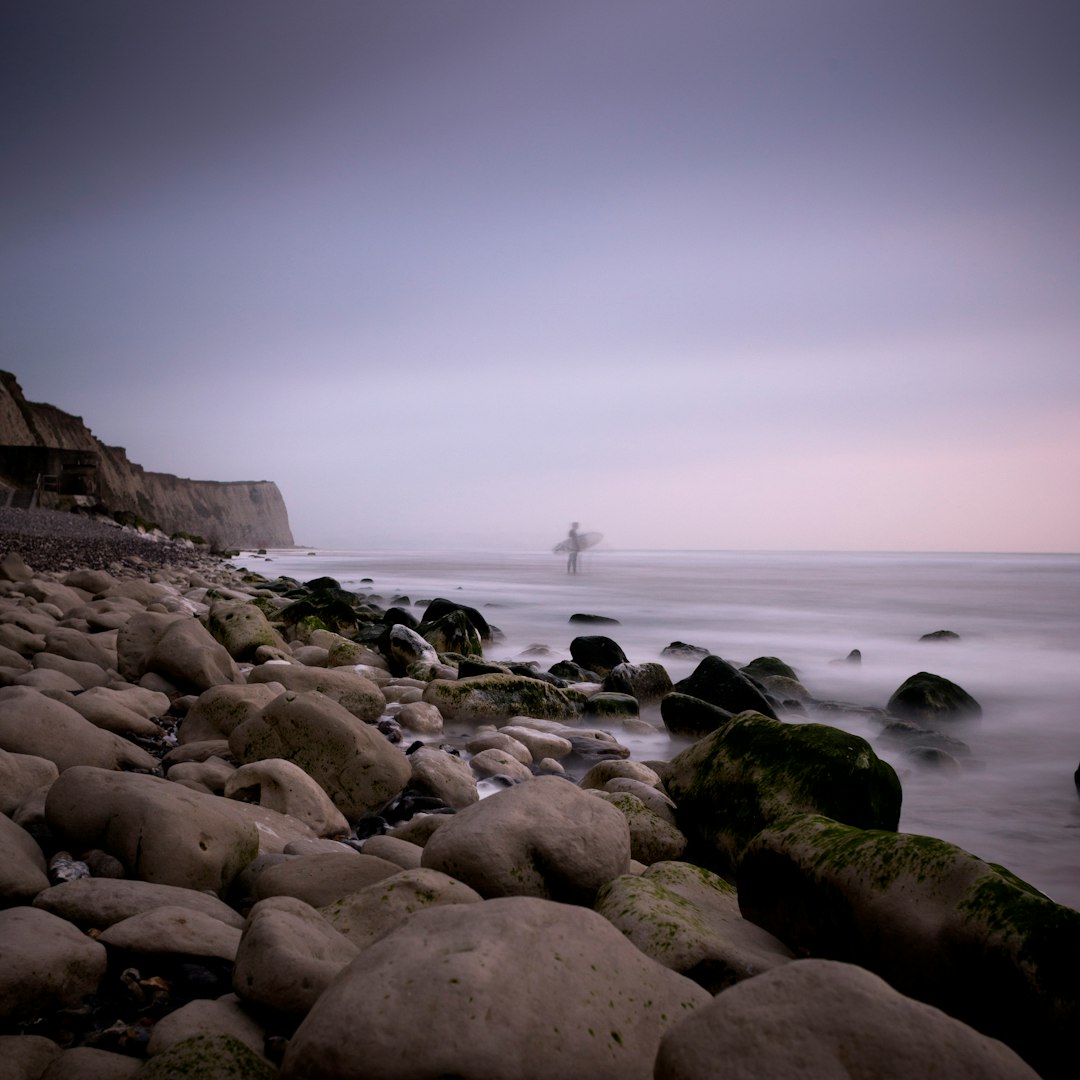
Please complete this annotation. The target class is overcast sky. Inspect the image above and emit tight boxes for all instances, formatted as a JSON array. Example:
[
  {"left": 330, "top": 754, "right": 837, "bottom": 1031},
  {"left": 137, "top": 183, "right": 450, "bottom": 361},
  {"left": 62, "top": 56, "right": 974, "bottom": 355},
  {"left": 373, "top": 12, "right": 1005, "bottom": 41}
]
[{"left": 3, "top": 1, "right": 1078, "bottom": 552}]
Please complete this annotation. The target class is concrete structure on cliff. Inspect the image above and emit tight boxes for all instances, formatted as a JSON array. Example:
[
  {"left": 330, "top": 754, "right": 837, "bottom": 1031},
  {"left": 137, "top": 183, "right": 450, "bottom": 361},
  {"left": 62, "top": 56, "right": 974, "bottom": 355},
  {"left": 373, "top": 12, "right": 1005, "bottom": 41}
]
[{"left": 0, "top": 372, "right": 294, "bottom": 548}]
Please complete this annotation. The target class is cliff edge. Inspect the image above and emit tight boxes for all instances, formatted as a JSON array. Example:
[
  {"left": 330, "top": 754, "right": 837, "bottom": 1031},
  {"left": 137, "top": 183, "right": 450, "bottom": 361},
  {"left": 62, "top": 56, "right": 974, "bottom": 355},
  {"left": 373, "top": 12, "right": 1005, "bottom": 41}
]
[{"left": 0, "top": 372, "right": 295, "bottom": 548}]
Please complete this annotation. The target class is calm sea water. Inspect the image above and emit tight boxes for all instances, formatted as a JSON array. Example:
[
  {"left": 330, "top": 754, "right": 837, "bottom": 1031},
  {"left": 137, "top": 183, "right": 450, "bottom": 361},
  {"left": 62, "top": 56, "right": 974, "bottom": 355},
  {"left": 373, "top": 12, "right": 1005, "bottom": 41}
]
[{"left": 231, "top": 547, "right": 1080, "bottom": 910}]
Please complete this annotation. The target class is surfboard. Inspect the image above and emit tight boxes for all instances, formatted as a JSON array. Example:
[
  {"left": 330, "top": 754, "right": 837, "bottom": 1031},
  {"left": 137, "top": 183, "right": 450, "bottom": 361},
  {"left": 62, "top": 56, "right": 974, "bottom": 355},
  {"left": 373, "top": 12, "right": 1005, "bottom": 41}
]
[{"left": 553, "top": 531, "right": 603, "bottom": 554}]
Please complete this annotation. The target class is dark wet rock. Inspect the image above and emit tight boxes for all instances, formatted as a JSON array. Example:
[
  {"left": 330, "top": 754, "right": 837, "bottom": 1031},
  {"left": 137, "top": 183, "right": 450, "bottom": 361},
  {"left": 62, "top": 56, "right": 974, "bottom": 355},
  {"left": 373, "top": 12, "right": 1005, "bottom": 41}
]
[
  {"left": 583, "top": 692, "right": 639, "bottom": 720},
  {"left": 422, "top": 673, "right": 587, "bottom": 724},
  {"left": 565, "top": 732, "right": 632, "bottom": 762},
  {"left": 569, "top": 635, "right": 628, "bottom": 678},
  {"left": 458, "top": 659, "right": 510, "bottom": 678},
  {"left": 419, "top": 598, "right": 492, "bottom": 642},
  {"left": 665, "top": 711, "right": 902, "bottom": 873},
  {"left": 830, "top": 648, "right": 862, "bottom": 665},
  {"left": 660, "top": 693, "right": 734, "bottom": 737},
  {"left": 661, "top": 641, "right": 710, "bottom": 658},
  {"left": 673, "top": 655, "right": 778, "bottom": 721},
  {"left": 382, "top": 605, "right": 419, "bottom": 630},
  {"left": 506, "top": 662, "right": 566, "bottom": 687},
  {"left": 420, "top": 609, "right": 483, "bottom": 658},
  {"left": 738, "top": 814, "right": 1080, "bottom": 1080},
  {"left": 569, "top": 612, "right": 621, "bottom": 625},
  {"left": 878, "top": 720, "right": 971, "bottom": 758},
  {"left": 887, "top": 671, "right": 982, "bottom": 723},
  {"left": 547, "top": 659, "right": 601, "bottom": 682},
  {"left": 902, "top": 746, "right": 962, "bottom": 770},
  {"left": 740, "top": 656, "right": 798, "bottom": 682},
  {"left": 920, "top": 629, "right": 961, "bottom": 642}
]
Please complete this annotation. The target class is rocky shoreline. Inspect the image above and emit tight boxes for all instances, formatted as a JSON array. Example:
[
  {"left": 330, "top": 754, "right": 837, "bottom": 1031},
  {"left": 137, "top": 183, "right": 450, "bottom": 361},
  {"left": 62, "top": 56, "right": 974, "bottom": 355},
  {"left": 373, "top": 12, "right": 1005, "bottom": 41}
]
[{"left": 1, "top": 511, "right": 1075, "bottom": 1079}]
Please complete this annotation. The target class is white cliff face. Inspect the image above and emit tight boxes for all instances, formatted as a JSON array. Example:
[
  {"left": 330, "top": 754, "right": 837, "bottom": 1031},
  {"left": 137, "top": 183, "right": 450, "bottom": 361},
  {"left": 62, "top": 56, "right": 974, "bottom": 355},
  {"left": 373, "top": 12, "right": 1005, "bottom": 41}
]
[{"left": 0, "top": 372, "right": 294, "bottom": 548}]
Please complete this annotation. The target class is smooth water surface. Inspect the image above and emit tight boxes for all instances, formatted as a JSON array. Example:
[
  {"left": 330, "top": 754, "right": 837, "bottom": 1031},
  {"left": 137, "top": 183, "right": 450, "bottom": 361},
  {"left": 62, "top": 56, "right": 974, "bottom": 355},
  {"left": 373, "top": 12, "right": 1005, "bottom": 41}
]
[{"left": 232, "top": 547, "right": 1080, "bottom": 909}]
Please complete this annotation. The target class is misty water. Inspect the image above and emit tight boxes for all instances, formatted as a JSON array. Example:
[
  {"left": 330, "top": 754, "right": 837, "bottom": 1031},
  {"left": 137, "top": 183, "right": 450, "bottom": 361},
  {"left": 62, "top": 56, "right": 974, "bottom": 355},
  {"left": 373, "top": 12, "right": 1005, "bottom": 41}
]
[{"left": 232, "top": 547, "right": 1080, "bottom": 911}]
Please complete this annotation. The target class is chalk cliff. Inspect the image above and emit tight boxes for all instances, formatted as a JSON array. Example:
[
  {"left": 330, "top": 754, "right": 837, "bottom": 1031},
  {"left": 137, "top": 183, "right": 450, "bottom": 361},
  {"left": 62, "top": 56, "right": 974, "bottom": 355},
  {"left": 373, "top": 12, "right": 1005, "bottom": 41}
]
[{"left": 0, "top": 372, "right": 295, "bottom": 548}]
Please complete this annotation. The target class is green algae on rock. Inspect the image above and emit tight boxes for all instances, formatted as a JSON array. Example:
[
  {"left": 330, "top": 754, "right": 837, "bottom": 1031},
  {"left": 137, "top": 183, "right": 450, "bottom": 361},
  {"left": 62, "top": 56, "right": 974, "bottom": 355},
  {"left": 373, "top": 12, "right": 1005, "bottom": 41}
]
[
  {"left": 737, "top": 813, "right": 1080, "bottom": 1080},
  {"left": 664, "top": 710, "right": 902, "bottom": 873}
]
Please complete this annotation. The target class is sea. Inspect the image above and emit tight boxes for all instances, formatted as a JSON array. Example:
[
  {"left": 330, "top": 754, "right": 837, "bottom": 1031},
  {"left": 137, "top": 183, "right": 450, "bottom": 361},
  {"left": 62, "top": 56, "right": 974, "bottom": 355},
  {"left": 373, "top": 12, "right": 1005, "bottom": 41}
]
[{"left": 229, "top": 547, "right": 1080, "bottom": 911}]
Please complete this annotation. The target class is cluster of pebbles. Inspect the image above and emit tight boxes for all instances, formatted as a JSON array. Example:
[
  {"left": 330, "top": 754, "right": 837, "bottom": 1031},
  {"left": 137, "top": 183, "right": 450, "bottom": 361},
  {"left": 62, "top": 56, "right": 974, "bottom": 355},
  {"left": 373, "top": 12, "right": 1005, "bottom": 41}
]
[{"left": 0, "top": 512, "right": 1071, "bottom": 1079}]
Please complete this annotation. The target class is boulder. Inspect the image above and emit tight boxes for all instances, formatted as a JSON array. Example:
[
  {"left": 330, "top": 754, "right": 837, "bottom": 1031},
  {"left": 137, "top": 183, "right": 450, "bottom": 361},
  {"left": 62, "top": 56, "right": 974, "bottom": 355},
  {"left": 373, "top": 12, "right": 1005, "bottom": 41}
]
[
  {"left": 0, "top": 686, "right": 158, "bottom": 772},
  {"left": 168, "top": 756, "right": 236, "bottom": 795},
  {"left": 178, "top": 683, "right": 285, "bottom": 744},
  {"left": 419, "top": 597, "right": 493, "bottom": 641},
  {"left": 225, "top": 758, "right": 350, "bottom": 837},
  {"left": 654, "top": 959, "right": 1037, "bottom": 1080},
  {"left": 385, "top": 623, "right": 439, "bottom": 674},
  {"left": 595, "top": 860, "right": 792, "bottom": 992},
  {"left": 252, "top": 852, "right": 401, "bottom": 907},
  {"left": 229, "top": 690, "right": 410, "bottom": 820},
  {"left": 117, "top": 611, "right": 242, "bottom": 692},
  {"left": 469, "top": 747, "right": 533, "bottom": 782},
  {"left": 499, "top": 723, "right": 572, "bottom": 761},
  {"left": 281, "top": 896, "right": 710, "bottom": 1080},
  {"left": 97, "top": 905, "right": 243, "bottom": 962},
  {"left": 358, "top": 835, "right": 424, "bottom": 871},
  {"left": 146, "top": 994, "right": 269, "bottom": 1063},
  {"left": 0, "top": 810, "right": 50, "bottom": 904},
  {"left": 673, "top": 655, "right": 778, "bottom": 719},
  {"left": 395, "top": 700, "right": 444, "bottom": 733},
  {"left": 739, "top": 656, "right": 798, "bottom": 681},
  {"left": 737, "top": 813, "right": 1080, "bottom": 1079},
  {"left": 660, "top": 692, "right": 734, "bottom": 737},
  {"left": 45, "top": 766, "right": 259, "bottom": 894},
  {"left": 61, "top": 684, "right": 166, "bottom": 737},
  {"left": 205, "top": 600, "right": 288, "bottom": 662},
  {"left": 422, "top": 673, "right": 587, "bottom": 723},
  {"left": 664, "top": 710, "right": 901, "bottom": 872},
  {"left": 0, "top": 907, "right": 107, "bottom": 1021},
  {"left": 408, "top": 745, "right": 480, "bottom": 808},
  {"left": 321, "top": 866, "right": 483, "bottom": 950},
  {"left": 590, "top": 791, "right": 687, "bottom": 864},
  {"left": 232, "top": 895, "right": 359, "bottom": 1017},
  {"left": 31, "top": 651, "right": 112, "bottom": 689},
  {"left": 887, "top": 670, "right": 982, "bottom": 722},
  {"left": 40, "top": 1046, "right": 143, "bottom": 1079},
  {"left": 0, "top": 746, "right": 58, "bottom": 814},
  {"left": 569, "top": 634, "right": 628, "bottom": 677},
  {"left": 43, "top": 626, "right": 116, "bottom": 669},
  {"left": 420, "top": 608, "right": 483, "bottom": 657},
  {"left": 0, "top": 1035, "right": 60, "bottom": 1079},
  {"left": 602, "top": 662, "right": 673, "bottom": 703},
  {"left": 33, "top": 877, "right": 245, "bottom": 930},
  {"left": 421, "top": 774, "right": 631, "bottom": 903},
  {"left": 246, "top": 663, "right": 384, "bottom": 723},
  {"left": 139, "top": 1033, "right": 277, "bottom": 1080}
]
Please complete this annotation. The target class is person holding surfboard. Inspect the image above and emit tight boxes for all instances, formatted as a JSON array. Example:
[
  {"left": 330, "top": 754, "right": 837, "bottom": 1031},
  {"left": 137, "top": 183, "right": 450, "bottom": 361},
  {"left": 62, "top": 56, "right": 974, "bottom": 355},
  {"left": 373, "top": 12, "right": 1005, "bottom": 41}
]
[
  {"left": 553, "top": 524, "right": 601, "bottom": 572},
  {"left": 566, "top": 522, "right": 581, "bottom": 574}
]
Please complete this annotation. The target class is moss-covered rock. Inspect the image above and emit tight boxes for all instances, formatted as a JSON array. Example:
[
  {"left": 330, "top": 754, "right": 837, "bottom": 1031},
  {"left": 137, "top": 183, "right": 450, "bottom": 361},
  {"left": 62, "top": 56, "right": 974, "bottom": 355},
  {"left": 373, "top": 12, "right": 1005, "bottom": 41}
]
[
  {"left": 205, "top": 600, "right": 288, "bottom": 663},
  {"left": 664, "top": 711, "right": 901, "bottom": 872},
  {"left": 421, "top": 609, "right": 484, "bottom": 658},
  {"left": 590, "top": 791, "right": 687, "bottom": 864},
  {"left": 422, "top": 674, "right": 588, "bottom": 723},
  {"left": 140, "top": 1033, "right": 277, "bottom": 1079},
  {"left": 737, "top": 813, "right": 1080, "bottom": 1079},
  {"left": 584, "top": 691, "right": 639, "bottom": 720},
  {"left": 602, "top": 662, "right": 673, "bottom": 703},
  {"left": 594, "top": 861, "right": 793, "bottom": 992},
  {"left": 887, "top": 670, "right": 982, "bottom": 723},
  {"left": 419, "top": 597, "right": 492, "bottom": 642},
  {"left": 740, "top": 656, "right": 798, "bottom": 682}
]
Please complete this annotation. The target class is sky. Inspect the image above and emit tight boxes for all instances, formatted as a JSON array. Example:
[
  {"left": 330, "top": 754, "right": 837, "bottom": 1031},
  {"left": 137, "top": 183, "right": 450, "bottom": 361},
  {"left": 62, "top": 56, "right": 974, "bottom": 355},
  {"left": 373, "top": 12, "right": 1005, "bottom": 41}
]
[{"left": 2, "top": 0, "right": 1078, "bottom": 552}]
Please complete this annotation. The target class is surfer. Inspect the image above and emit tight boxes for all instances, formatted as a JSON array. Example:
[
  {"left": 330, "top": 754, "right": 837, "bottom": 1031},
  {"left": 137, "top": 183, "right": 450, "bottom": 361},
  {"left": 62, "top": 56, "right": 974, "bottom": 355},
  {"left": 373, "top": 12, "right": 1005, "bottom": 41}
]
[{"left": 566, "top": 522, "right": 581, "bottom": 574}]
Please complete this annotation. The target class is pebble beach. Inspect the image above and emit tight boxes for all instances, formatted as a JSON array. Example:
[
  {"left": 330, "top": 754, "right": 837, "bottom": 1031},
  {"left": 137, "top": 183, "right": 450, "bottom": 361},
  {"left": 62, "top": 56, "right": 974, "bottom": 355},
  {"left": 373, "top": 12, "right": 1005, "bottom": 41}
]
[{"left": 0, "top": 509, "right": 1075, "bottom": 1079}]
